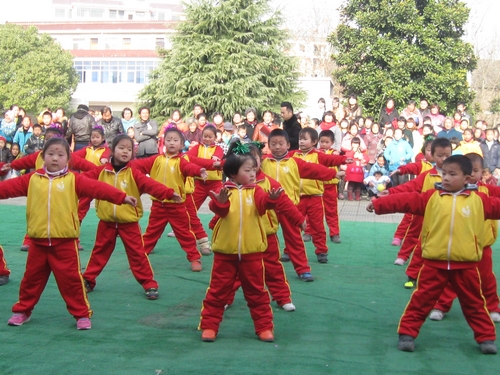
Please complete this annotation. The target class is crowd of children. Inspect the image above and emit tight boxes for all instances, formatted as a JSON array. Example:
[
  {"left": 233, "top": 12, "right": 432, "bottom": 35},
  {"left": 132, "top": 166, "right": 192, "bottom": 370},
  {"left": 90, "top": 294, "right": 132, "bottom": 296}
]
[{"left": 0, "top": 100, "right": 500, "bottom": 355}]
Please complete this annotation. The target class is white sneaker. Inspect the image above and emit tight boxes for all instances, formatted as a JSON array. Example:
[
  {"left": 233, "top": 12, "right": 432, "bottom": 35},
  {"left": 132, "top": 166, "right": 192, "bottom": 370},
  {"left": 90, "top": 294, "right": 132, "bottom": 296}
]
[
  {"left": 394, "top": 258, "right": 405, "bottom": 266},
  {"left": 167, "top": 231, "right": 176, "bottom": 238},
  {"left": 281, "top": 303, "right": 296, "bottom": 312},
  {"left": 197, "top": 237, "right": 212, "bottom": 256},
  {"left": 490, "top": 312, "right": 500, "bottom": 323},
  {"left": 429, "top": 309, "right": 445, "bottom": 321}
]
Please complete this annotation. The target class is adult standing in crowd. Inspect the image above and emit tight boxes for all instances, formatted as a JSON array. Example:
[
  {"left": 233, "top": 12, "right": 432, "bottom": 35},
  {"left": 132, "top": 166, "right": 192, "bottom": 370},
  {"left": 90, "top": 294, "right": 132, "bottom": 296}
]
[
  {"left": 97, "top": 106, "right": 125, "bottom": 145},
  {"left": 345, "top": 94, "right": 362, "bottom": 122},
  {"left": 121, "top": 107, "right": 136, "bottom": 132},
  {"left": 280, "top": 102, "right": 301, "bottom": 150},
  {"left": 400, "top": 99, "right": 423, "bottom": 126},
  {"left": 243, "top": 108, "right": 258, "bottom": 139},
  {"left": 332, "top": 97, "right": 345, "bottom": 122},
  {"left": 419, "top": 99, "right": 430, "bottom": 118},
  {"left": 134, "top": 106, "right": 158, "bottom": 159},
  {"left": 480, "top": 128, "right": 500, "bottom": 175},
  {"left": 66, "top": 104, "right": 97, "bottom": 151},
  {"left": 379, "top": 98, "right": 399, "bottom": 130}
]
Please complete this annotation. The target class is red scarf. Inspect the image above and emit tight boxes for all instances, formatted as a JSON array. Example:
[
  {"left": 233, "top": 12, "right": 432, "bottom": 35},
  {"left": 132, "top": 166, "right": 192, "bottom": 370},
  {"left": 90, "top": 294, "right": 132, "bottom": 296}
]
[{"left": 320, "top": 121, "right": 336, "bottom": 131}]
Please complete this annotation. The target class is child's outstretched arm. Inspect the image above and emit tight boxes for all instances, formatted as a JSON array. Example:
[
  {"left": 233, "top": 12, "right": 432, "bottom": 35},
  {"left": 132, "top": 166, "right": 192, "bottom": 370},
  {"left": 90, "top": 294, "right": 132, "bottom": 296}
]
[
  {"left": 132, "top": 168, "right": 180, "bottom": 202},
  {"left": 209, "top": 187, "right": 231, "bottom": 217},
  {"left": 369, "top": 190, "right": 430, "bottom": 215},
  {"left": 294, "top": 157, "right": 337, "bottom": 181},
  {"left": 129, "top": 155, "right": 157, "bottom": 175},
  {"left": 75, "top": 173, "right": 132, "bottom": 206},
  {"left": 316, "top": 152, "right": 351, "bottom": 167},
  {"left": 0, "top": 172, "right": 33, "bottom": 199},
  {"left": 180, "top": 158, "right": 207, "bottom": 179}
]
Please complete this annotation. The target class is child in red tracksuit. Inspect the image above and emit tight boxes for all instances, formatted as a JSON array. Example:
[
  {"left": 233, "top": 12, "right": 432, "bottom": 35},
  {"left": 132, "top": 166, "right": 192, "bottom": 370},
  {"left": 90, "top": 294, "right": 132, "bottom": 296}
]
[
  {"left": 368, "top": 155, "right": 500, "bottom": 355},
  {"left": 82, "top": 135, "right": 181, "bottom": 300},
  {"left": 292, "top": 128, "right": 349, "bottom": 264},
  {"left": 262, "top": 129, "right": 340, "bottom": 281},
  {"left": 0, "top": 245, "right": 9, "bottom": 286},
  {"left": 390, "top": 138, "right": 434, "bottom": 265},
  {"left": 343, "top": 137, "right": 369, "bottom": 201},
  {"left": 222, "top": 143, "right": 305, "bottom": 311},
  {"left": 382, "top": 138, "right": 452, "bottom": 289},
  {"left": 74, "top": 125, "right": 111, "bottom": 223},
  {"left": 318, "top": 130, "right": 342, "bottom": 243},
  {"left": 429, "top": 153, "right": 500, "bottom": 323},
  {"left": 199, "top": 141, "right": 283, "bottom": 343},
  {"left": 187, "top": 125, "right": 224, "bottom": 210},
  {"left": 1, "top": 138, "right": 136, "bottom": 330},
  {"left": 0, "top": 127, "right": 96, "bottom": 252},
  {"left": 132, "top": 128, "right": 208, "bottom": 271}
]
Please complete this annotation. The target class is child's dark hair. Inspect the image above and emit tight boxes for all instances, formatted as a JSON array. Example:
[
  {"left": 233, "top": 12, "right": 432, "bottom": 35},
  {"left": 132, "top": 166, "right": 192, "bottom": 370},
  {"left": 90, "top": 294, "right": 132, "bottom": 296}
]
[
  {"left": 351, "top": 136, "right": 361, "bottom": 145},
  {"left": 311, "top": 118, "right": 320, "bottom": 127},
  {"left": 322, "top": 111, "right": 336, "bottom": 122},
  {"left": 223, "top": 142, "right": 257, "bottom": 178},
  {"left": 373, "top": 170, "right": 383, "bottom": 176},
  {"left": 449, "top": 137, "right": 461, "bottom": 150},
  {"left": 442, "top": 155, "right": 472, "bottom": 175},
  {"left": 45, "top": 126, "right": 63, "bottom": 138},
  {"left": 268, "top": 128, "right": 289, "bottom": 143},
  {"left": 431, "top": 138, "right": 452, "bottom": 154},
  {"left": 41, "top": 138, "right": 70, "bottom": 159},
  {"left": 164, "top": 127, "right": 186, "bottom": 144},
  {"left": 111, "top": 134, "right": 134, "bottom": 153},
  {"left": 237, "top": 125, "right": 246, "bottom": 131},
  {"left": 398, "top": 116, "right": 407, "bottom": 124},
  {"left": 420, "top": 136, "right": 435, "bottom": 154},
  {"left": 33, "top": 124, "right": 42, "bottom": 130},
  {"left": 91, "top": 125, "right": 105, "bottom": 137},
  {"left": 465, "top": 152, "right": 484, "bottom": 168},
  {"left": 319, "top": 130, "right": 335, "bottom": 143},
  {"left": 42, "top": 111, "right": 52, "bottom": 118},
  {"left": 422, "top": 124, "right": 434, "bottom": 134},
  {"left": 202, "top": 125, "right": 217, "bottom": 138},
  {"left": 299, "top": 127, "right": 319, "bottom": 144},
  {"left": 247, "top": 142, "right": 264, "bottom": 161}
]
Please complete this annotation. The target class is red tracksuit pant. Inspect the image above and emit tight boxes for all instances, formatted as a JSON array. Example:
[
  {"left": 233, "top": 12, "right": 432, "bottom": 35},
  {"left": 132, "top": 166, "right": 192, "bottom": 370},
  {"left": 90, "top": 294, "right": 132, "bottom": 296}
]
[
  {"left": 185, "top": 193, "right": 207, "bottom": 240},
  {"left": 143, "top": 201, "right": 201, "bottom": 261},
  {"left": 434, "top": 247, "right": 500, "bottom": 314},
  {"left": 192, "top": 179, "right": 223, "bottom": 209},
  {"left": 227, "top": 234, "right": 292, "bottom": 307},
  {"left": 323, "top": 184, "right": 340, "bottom": 237},
  {"left": 278, "top": 212, "right": 311, "bottom": 275},
  {"left": 0, "top": 246, "right": 10, "bottom": 277},
  {"left": 200, "top": 252, "right": 273, "bottom": 335},
  {"left": 398, "top": 263, "right": 495, "bottom": 343},
  {"left": 297, "top": 195, "right": 328, "bottom": 254},
  {"left": 13, "top": 238, "right": 92, "bottom": 320},
  {"left": 394, "top": 213, "right": 412, "bottom": 240},
  {"left": 83, "top": 221, "right": 158, "bottom": 291},
  {"left": 398, "top": 215, "right": 423, "bottom": 261},
  {"left": 406, "top": 239, "right": 424, "bottom": 280}
]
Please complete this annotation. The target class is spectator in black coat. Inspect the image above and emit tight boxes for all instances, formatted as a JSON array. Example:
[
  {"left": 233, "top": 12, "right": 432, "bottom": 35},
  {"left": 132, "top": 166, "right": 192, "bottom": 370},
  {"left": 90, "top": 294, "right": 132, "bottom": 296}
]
[
  {"left": 280, "top": 102, "right": 301, "bottom": 150},
  {"left": 480, "top": 129, "right": 500, "bottom": 176}
]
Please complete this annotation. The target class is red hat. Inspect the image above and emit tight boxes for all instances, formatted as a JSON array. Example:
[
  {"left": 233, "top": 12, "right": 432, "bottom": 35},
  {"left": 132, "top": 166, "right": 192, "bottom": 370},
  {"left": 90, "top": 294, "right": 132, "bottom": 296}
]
[{"left": 0, "top": 136, "right": 6, "bottom": 143}]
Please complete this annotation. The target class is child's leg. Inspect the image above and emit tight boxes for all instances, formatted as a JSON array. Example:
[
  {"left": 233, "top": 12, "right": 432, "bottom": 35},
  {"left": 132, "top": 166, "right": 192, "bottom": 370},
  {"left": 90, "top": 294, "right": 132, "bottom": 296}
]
[
  {"left": 263, "top": 234, "right": 292, "bottom": 306},
  {"left": 238, "top": 252, "right": 273, "bottom": 335},
  {"left": 193, "top": 180, "right": 222, "bottom": 209},
  {"left": 21, "top": 233, "right": 31, "bottom": 251},
  {"left": 83, "top": 220, "right": 118, "bottom": 290},
  {"left": 0, "top": 245, "right": 10, "bottom": 278},
  {"left": 12, "top": 241, "right": 52, "bottom": 316},
  {"left": 226, "top": 276, "right": 242, "bottom": 307},
  {"left": 278, "top": 212, "right": 311, "bottom": 276},
  {"left": 48, "top": 239, "right": 92, "bottom": 319},
  {"left": 200, "top": 253, "right": 238, "bottom": 333},
  {"left": 143, "top": 202, "right": 170, "bottom": 254},
  {"left": 299, "top": 196, "right": 328, "bottom": 256},
  {"left": 184, "top": 194, "right": 208, "bottom": 240},
  {"left": 478, "top": 246, "right": 500, "bottom": 314},
  {"left": 394, "top": 213, "right": 413, "bottom": 241},
  {"left": 398, "top": 215, "right": 423, "bottom": 262},
  {"left": 323, "top": 185, "right": 340, "bottom": 237},
  {"left": 452, "top": 267, "right": 496, "bottom": 343},
  {"left": 119, "top": 222, "right": 158, "bottom": 291},
  {"left": 346, "top": 182, "right": 354, "bottom": 200},
  {"left": 406, "top": 240, "right": 424, "bottom": 281},
  {"left": 398, "top": 264, "right": 448, "bottom": 338},
  {"left": 354, "top": 182, "right": 362, "bottom": 200},
  {"left": 433, "top": 282, "right": 456, "bottom": 313},
  {"left": 167, "top": 203, "right": 202, "bottom": 262}
]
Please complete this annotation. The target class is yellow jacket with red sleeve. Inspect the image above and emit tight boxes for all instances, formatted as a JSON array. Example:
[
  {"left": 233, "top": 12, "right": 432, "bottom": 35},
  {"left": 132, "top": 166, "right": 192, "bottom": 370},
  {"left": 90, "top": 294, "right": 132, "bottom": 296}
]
[
  {"left": 83, "top": 163, "right": 175, "bottom": 223},
  {"left": 373, "top": 184, "right": 500, "bottom": 269},
  {"left": 209, "top": 181, "right": 278, "bottom": 256},
  {"left": 72, "top": 144, "right": 111, "bottom": 166},
  {"left": 131, "top": 153, "right": 203, "bottom": 203},
  {"left": 291, "top": 149, "right": 346, "bottom": 195},
  {"left": 479, "top": 182, "right": 500, "bottom": 247},
  {"left": 10, "top": 150, "right": 97, "bottom": 172},
  {"left": 0, "top": 168, "right": 127, "bottom": 244},
  {"left": 388, "top": 166, "right": 441, "bottom": 194},
  {"left": 261, "top": 151, "right": 338, "bottom": 204},
  {"left": 186, "top": 143, "right": 223, "bottom": 181},
  {"left": 321, "top": 149, "right": 339, "bottom": 185},
  {"left": 182, "top": 153, "right": 222, "bottom": 194},
  {"left": 255, "top": 170, "right": 305, "bottom": 235},
  {"left": 397, "top": 160, "right": 433, "bottom": 176}
]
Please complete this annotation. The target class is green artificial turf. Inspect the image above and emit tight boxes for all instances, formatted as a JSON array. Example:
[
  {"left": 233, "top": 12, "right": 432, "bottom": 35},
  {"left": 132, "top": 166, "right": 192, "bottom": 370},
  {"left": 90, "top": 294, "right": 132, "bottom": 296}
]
[{"left": 0, "top": 205, "right": 499, "bottom": 374}]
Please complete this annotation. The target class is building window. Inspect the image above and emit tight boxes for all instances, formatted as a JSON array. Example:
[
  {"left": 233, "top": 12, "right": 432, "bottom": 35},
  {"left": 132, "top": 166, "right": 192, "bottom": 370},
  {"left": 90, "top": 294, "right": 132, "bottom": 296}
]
[
  {"left": 136, "top": 11, "right": 145, "bottom": 18},
  {"left": 109, "top": 10, "right": 117, "bottom": 18},
  {"left": 90, "top": 38, "right": 98, "bottom": 50},
  {"left": 156, "top": 38, "right": 165, "bottom": 49},
  {"left": 55, "top": 8, "right": 65, "bottom": 18},
  {"left": 77, "top": 8, "right": 90, "bottom": 17},
  {"left": 91, "top": 9, "right": 104, "bottom": 18},
  {"left": 73, "top": 38, "right": 85, "bottom": 50},
  {"left": 123, "top": 38, "right": 131, "bottom": 49},
  {"left": 74, "top": 60, "right": 158, "bottom": 85},
  {"left": 158, "top": 12, "right": 165, "bottom": 21},
  {"left": 118, "top": 10, "right": 125, "bottom": 19},
  {"left": 128, "top": 14, "right": 133, "bottom": 20}
]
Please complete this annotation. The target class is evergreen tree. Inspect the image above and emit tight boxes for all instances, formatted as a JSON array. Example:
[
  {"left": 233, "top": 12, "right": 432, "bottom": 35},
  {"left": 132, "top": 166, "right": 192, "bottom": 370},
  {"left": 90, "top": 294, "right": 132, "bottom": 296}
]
[
  {"left": 0, "top": 24, "right": 78, "bottom": 113},
  {"left": 139, "top": 0, "right": 305, "bottom": 121},
  {"left": 328, "top": 0, "right": 477, "bottom": 116}
]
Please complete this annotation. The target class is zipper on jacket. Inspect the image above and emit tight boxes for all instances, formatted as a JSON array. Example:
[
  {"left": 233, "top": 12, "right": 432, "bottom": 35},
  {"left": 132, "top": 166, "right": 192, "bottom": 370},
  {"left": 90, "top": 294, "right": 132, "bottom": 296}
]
[
  {"left": 113, "top": 171, "right": 119, "bottom": 221},
  {"left": 446, "top": 194, "right": 457, "bottom": 269},
  {"left": 237, "top": 187, "right": 243, "bottom": 261},
  {"left": 47, "top": 178, "right": 52, "bottom": 246}
]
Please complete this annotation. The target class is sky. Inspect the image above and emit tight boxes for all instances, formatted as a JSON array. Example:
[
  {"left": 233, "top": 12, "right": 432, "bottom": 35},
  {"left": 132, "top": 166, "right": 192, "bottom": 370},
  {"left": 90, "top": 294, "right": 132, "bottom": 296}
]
[{"left": 1, "top": 0, "right": 499, "bottom": 58}]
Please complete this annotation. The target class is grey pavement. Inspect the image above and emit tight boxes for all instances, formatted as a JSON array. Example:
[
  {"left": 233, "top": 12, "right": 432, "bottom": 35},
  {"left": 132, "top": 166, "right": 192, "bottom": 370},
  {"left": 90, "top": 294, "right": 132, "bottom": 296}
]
[{"left": 0, "top": 196, "right": 403, "bottom": 223}]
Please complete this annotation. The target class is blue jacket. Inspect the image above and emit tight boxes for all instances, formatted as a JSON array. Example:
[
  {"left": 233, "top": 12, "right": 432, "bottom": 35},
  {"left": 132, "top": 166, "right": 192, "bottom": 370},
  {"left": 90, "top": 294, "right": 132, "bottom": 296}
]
[
  {"left": 0, "top": 120, "right": 17, "bottom": 142},
  {"left": 437, "top": 128, "right": 463, "bottom": 140},
  {"left": 369, "top": 163, "right": 389, "bottom": 177},
  {"left": 384, "top": 139, "right": 413, "bottom": 171},
  {"left": 13, "top": 127, "right": 33, "bottom": 152}
]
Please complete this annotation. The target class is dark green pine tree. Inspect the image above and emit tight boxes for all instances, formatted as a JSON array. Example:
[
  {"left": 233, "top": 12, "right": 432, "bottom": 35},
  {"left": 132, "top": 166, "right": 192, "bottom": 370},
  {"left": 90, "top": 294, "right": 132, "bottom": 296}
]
[
  {"left": 328, "top": 0, "right": 477, "bottom": 115},
  {"left": 139, "top": 0, "right": 305, "bottom": 120}
]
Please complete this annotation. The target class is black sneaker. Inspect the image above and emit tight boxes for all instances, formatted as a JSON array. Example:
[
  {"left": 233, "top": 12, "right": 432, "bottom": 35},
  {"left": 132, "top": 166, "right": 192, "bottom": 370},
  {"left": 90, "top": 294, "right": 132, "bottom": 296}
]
[
  {"left": 302, "top": 234, "right": 312, "bottom": 242},
  {"left": 280, "top": 253, "right": 290, "bottom": 262},
  {"left": 0, "top": 275, "right": 9, "bottom": 286},
  {"left": 480, "top": 340, "right": 497, "bottom": 354},
  {"left": 330, "top": 235, "right": 341, "bottom": 243},
  {"left": 298, "top": 272, "right": 314, "bottom": 282},
  {"left": 398, "top": 335, "right": 415, "bottom": 352},
  {"left": 83, "top": 279, "right": 93, "bottom": 293},
  {"left": 317, "top": 253, "right": 328, "bottom": 263},
  {"left": 146, "top": 288, "right": 159, "bottom": 300}
]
